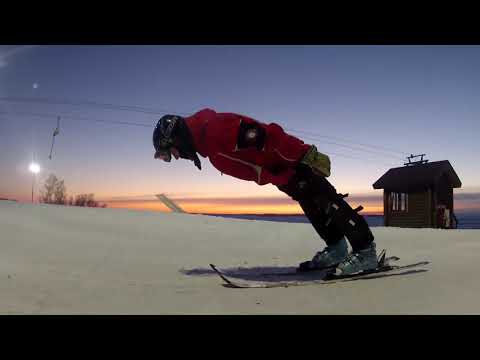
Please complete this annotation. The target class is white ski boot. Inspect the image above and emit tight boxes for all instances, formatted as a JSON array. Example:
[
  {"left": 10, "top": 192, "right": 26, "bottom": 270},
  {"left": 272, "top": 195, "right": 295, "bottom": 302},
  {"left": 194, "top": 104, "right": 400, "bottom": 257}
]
[
  {"left": 334, "top": 242, "right": 378, "bottom": 276},
  {"left": 298, "top": 236, "right": 348, "bottom": 272}
]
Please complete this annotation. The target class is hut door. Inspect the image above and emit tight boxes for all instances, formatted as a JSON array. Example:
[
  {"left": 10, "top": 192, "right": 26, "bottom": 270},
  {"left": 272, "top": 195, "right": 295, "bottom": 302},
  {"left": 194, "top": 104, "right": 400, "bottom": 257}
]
[{"left": 436, "top": 205, "right": 450, "bottom": 229}]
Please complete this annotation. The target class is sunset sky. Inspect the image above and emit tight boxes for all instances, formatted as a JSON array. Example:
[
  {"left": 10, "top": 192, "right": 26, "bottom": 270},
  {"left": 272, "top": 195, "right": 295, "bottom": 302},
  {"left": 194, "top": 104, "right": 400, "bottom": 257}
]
[{"left": 1, "top": 45, "right": 479, "bottom": 214}]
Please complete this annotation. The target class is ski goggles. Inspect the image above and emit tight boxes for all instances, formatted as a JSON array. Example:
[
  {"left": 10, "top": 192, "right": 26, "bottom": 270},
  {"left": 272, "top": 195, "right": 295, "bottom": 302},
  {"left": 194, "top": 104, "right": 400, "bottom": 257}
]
[
  {"left": 154, "top": 145, "right": 180, "bottom": 162},
  {"left": 154, "top": 147, "right": 172, "bottom": 162},
  {"left": 153, "top": 134, "right": 175, "bottom": 161}
]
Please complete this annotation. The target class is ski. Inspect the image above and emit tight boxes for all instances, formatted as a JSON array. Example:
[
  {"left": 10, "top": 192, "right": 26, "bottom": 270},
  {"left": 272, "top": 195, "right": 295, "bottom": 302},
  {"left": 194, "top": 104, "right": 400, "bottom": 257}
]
[
  {"left": 273, "top": 251, "right": 400, "bottom": 276},
  {"left": 209, "top": 249, "right": 397, "bottom": 279},
  {"left": 209, "top": 260, "right": 429, "bottom": 288},
  {"left": 254, "top": 255, "right": 399, "bottom": 277}
]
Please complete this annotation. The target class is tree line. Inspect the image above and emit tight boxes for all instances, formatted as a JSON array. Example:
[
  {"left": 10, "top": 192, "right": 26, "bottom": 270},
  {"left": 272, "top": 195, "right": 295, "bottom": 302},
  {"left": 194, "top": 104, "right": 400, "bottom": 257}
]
[{"left": 40, "top": 174, "right": 106, "bottom": 208}]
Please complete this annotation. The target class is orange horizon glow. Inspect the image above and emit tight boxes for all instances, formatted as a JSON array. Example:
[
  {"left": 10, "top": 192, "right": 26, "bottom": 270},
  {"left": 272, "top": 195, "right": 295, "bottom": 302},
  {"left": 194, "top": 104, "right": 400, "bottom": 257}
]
[
  {"left": 104, "top": 199, "right": 385, "bottom": 215},
  {"left": 4, "top": 193, "right": 478, "bottom": 216}
]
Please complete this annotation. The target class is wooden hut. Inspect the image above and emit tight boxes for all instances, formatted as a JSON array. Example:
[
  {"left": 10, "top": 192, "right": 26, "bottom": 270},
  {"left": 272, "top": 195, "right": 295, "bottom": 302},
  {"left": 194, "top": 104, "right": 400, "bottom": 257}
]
[{"left": 372, "top": 159, "right": 461, "bottom": 229}]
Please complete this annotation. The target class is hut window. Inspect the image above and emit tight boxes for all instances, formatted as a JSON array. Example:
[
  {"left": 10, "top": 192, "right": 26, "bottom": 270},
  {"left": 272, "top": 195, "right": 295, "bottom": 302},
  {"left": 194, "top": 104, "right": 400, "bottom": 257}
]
[{"left": 391, "top": 192, "right": 408, "bottom": 212}]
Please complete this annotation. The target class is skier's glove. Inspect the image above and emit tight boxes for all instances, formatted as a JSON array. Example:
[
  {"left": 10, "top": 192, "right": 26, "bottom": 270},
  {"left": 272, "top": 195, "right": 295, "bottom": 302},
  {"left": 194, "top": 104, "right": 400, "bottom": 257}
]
[{"left": 299, "top": 145, "right": 331, "bottom": 177}]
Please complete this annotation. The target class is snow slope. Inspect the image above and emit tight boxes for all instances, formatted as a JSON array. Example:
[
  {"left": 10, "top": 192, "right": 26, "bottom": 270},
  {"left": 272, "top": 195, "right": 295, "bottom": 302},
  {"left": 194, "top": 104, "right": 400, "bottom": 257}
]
[{"left": 1, "top": 200, "right": 479, "bottom": 314}]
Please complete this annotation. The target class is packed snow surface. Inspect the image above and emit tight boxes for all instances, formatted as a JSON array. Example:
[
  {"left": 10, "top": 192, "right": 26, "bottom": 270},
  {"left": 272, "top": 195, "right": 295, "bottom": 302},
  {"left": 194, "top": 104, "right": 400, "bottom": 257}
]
[{"left": 1, "top": 200, "right": 479, "bottom": 314}]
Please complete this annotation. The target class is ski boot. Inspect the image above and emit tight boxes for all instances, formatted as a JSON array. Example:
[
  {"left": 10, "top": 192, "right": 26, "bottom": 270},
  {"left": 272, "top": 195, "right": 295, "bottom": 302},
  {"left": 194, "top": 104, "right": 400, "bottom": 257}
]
[
  {"left": 334, "top": 242, "right": 378, "bottom": 276},
  {"left": 298, "top": 236, "right": 348, "bottom": 272}
]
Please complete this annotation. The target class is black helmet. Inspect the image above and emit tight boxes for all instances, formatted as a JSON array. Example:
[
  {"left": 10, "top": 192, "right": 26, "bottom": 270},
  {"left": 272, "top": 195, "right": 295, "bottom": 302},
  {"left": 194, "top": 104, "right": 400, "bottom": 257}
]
[
  {"left": 152, "top": 114, "right": 202, "bottom": 170},
  {"left": 153, "top": 114, "right": 183, "bottom": 161}
]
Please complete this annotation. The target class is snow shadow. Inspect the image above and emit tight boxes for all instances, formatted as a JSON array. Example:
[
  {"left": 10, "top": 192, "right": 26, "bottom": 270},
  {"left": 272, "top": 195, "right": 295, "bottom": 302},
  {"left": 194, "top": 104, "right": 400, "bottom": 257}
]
[
  {"left": 181, "top": 266, "right": 299, "bottom": 278},
  {"left": 180, "top": 266, "right": 429, "bottom": 283},
  {"left": 183, "top": 266, "right": 333, "bottom": 282}
]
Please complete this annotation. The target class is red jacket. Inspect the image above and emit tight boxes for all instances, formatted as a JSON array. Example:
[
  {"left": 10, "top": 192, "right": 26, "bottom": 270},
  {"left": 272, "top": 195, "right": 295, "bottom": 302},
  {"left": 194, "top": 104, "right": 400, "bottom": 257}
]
[{"left": 185, "top": 108, "right": 311, "bottom": 186}]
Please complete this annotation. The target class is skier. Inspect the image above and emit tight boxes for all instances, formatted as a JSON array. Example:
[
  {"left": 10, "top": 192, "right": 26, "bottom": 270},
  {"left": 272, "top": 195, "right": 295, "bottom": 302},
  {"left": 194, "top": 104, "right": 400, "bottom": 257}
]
[{"left": 152, "top": 108, "right": 377, "bottom": 276}]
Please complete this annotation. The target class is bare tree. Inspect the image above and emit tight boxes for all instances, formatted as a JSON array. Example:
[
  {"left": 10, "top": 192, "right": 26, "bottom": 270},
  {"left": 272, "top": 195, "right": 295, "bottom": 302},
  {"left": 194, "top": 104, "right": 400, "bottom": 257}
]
[
  {"left": 39, "top": 174, "right": 106, "bottom": 208},
  {"left": 40, "top": 174, "right": 56, "bottom": 203},
  {"left": 54, "top": 180, "right": 67, "bottom": 205},
  {"left": 40, "top": 174, "right": 58, "bottom": 204},
  {"left": 40, "top": 174, "right": 67, "bottom": 205},
  {"left": 73, "top": 193, "right": 106, "bottom": 208}
]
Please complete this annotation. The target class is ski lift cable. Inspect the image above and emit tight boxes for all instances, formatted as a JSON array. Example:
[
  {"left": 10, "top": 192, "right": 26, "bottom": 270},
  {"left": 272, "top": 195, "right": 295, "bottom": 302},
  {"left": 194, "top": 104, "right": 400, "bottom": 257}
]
[
  {"left": 0, "top": 110, "right": 153, "bottom": 128},
  {"left": 285, "top": 128, "right": 410, "bottom": 156},
  {"left": 1, "top": 96, "right": 410, "bottom": 158},
  {"left": 0, "top": 96, "right": 191, "bottom": 117},
  {"left": 0, "top": 101, "right": 410, "bottom": 166},
  {"left": 318, "top": 149, "right": 398, "bottom": 168},
  {"left": 1, "top": 107, "right": 407, "bottom": 165},
  {"left": 3, "top": 110, "right": 400, "bottom": 167},
  {"left": 297, "top": 134, "right": 406, "bottom": 161}
]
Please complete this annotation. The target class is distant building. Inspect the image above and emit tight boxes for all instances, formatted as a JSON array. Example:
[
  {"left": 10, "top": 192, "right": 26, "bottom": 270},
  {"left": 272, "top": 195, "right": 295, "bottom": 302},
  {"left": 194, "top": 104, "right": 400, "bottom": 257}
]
[{"left": 373, "top": 159, "right": 461, "bottom": 229}]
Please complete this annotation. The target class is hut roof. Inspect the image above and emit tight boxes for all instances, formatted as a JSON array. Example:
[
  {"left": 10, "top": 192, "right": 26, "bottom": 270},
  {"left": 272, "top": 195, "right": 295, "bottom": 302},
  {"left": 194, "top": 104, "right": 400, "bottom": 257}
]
[{"left": 372, "top": 160, "right": 461, "bottom": 191}]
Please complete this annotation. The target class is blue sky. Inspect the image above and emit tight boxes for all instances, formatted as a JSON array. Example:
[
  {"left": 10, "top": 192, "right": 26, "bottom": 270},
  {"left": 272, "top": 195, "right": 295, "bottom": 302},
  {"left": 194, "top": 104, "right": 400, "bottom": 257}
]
[{"left": 1, "top": 45, "right": 479, "bottom": 212}]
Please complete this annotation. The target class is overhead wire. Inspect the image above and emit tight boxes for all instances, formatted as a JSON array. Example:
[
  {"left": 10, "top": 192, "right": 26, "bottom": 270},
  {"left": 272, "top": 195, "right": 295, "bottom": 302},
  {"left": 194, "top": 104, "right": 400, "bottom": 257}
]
[
  {"left": 0, "top": 96, "right": 410, "bottom": 166},
  {"left": 293, "top": 133, "right": 406, "bottom": 162},
  {"left": 285, "top": 128, "right": 410, "bottom": 157},
  {"left": 0, "top": 96, "right": 191, "bottom": 117}
]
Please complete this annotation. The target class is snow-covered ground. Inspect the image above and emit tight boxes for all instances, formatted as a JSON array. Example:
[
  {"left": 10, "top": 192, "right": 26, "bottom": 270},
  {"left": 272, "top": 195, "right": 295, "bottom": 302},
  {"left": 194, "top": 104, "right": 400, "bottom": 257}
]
[{"left": 1, "top": 200, "right": 479, "bottom": 314}]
